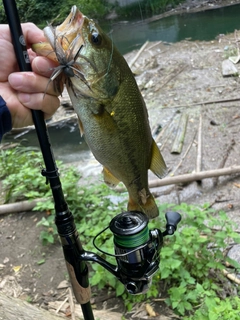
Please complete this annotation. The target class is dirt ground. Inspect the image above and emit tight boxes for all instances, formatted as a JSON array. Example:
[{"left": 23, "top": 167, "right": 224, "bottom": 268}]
[{"left": 1, "top": 1, "right": 240, "bottom": 320}]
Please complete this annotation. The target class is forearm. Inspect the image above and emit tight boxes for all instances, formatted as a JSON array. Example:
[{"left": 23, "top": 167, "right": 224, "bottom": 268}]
[{"left": 0, "top": 96, "right": 12, "bottom": 142}]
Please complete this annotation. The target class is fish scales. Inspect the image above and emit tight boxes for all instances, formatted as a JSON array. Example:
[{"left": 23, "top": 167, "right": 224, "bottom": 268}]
[{"left": 32, "top": 6, "right": 167, "bottom": 218}]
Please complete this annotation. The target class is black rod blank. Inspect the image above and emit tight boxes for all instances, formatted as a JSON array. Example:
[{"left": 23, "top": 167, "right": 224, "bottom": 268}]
[{"left": 2, "top": 1, "right": 94, "bottom": 319}]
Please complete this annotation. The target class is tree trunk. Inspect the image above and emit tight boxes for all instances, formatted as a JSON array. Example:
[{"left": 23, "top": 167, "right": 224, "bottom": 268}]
[
  {"left": 0, "top": 292, "right": 123, "bottom": 320},
  {"left": 0, "top": 292, "right": 66, "bottom": 320}
]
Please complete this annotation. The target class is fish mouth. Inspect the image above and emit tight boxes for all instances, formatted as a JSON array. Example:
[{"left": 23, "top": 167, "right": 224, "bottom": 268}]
[
  {"left": 45, "top": 5, "right": 85, "bottom": 55},
  {"left": 32, "top": 6, "right": 96, "bottom": 98},
  {"left": 33, "top": 6, "right": 85, "bottom": 62}
]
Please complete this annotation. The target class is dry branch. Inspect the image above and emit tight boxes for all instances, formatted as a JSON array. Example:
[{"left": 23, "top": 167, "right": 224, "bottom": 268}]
[
  {"left": 149, "top": 166, "right": 240, "bottom": 188},
  {"left": 222, "top": 269, "right": 240, "bottom": 285},
  {"left": 154, "top": 64, "right": 186, "bottom": 92},
  {"left": 128, "top": 41, "right": 149, "bottom": 69},
  {"left": 3, "top": 166, "right": 240, "bottom": 214},
  {"left": 155, "top": 112, "right": 177, "bottom": 143},
  {"left": 196, "top": 114, "right": 202, "bottom": 174},
  {"left": 115, "top": 166, "right": 240, "bottom": 192},
  {"left": 171, "top": 130, "right": 196, "bottom": 175},
  {"left": 171, "top": 113, "right": 188, "bottom": 154},
  {"left": 172, "top": 97, "right": 240, "bottom": 109},
  {"left": 49, "top": 300, "right": 122, "bottom": 320}
]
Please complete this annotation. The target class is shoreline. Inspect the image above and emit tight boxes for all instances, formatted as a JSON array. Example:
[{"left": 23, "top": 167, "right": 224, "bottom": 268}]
[{"left": 109, "top": 0, "right": 240, "bottom": 24}]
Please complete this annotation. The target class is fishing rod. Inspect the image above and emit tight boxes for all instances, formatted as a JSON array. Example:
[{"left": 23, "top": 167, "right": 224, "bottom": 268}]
[
  {"left": 3, "top": 1, "right": 94, "bottom": 319},
  {"left": 3, "top": 1, "right": 182, "bottom": 318}
]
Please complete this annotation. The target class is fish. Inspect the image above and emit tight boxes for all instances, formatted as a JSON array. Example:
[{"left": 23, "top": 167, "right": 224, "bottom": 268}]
[{"left": 33, "top": 5, "right": 167, "bottom": 218}]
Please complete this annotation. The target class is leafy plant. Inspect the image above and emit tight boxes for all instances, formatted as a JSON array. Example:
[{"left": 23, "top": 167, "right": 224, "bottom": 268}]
[
  {"left": 0, "top": 146, "right": 50, "bottom": 203},
  {"left": 37, "top": 195, "right": 240, "bottom": 317},
  {"left": 0, "top": 0, "right": 110, "bottom": 25},
  {"left": 0, "top": 146, "right": 79, "bottom": 205},
  {"left": 159, "top": 203, "right": 240, "bottom": 317},
  {"left": 1, "top": 146, "right": 240, "bottom": 318}
]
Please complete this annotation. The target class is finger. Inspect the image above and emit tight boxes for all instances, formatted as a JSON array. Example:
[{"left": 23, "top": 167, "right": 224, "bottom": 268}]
[
  {"left": 22, "top": 23, "right": 46, "bottom": 47},
  {"left": 17, "top": 92, "right": 60, "bottom": 116},
  {"left": 0, "top": 40, "right": 18, "bottom": 80},
  {"left": 8, "top": 72, "right": 59, "bottom": 96},
  {"left": 32, "top": 56, "right": 60, "bottom": 78}
]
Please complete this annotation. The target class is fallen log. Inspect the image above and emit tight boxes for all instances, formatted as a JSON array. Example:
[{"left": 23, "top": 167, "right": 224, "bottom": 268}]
[
  {"left": 149, "top": 165, "right": 240, "bottom": 188},
  {"left": 0, "top": 198, "right": 46, "bottom": 215},
  {"left": 0, "top": 292, "right": 66, "bottom": 320},
  {"left": 222, "top": 269, "right": 240, "bottom": 285},
  {"left": 196, "top": 114, "right": 202, "bottom": 173},
  {"left": 171, "top": 113, "right": 188, "bottom": 154},
  {"left": 0, "top": 292, "right": 122, "bottom": 320},
  {"left": 3, "top": 166, "right": 240, "bottom": 213},
  {"left": 172, "top": 97, "right": 240, "bottom": 109},
  {"left": 114, "top": 166, "right": 240, "bottom": 192}
]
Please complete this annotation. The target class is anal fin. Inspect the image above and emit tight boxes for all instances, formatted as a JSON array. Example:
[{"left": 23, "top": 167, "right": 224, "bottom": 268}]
[
  {"left": 77, "top": 117, "right": 84, "bottom": 137},
  {"left": 150, "top": 139, "right": 167, "bottom": 179}
]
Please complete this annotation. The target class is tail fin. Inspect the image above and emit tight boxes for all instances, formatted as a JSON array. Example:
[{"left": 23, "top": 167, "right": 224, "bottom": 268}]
[{"left": 127, "top": 192, "right": 159, "bottom": 219}]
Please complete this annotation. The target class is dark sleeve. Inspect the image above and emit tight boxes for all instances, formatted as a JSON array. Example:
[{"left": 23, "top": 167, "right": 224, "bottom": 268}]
[{"left": 0, "top": 95, "right": 12, "bottom": 142}]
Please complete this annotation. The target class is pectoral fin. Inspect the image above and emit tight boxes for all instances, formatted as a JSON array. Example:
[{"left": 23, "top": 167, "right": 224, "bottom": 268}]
[
  {"left": 78, "top": 118, "right": 84, "bottom": 136},
  {"left": 103, "top": 167, "right": 120, "bottom": 187},
  {"left": 150, "top": 139, "right": 167, "bottom": 178}
]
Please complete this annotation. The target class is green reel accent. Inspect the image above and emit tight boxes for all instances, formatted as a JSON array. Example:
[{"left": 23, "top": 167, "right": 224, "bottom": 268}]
[{"left": 114, "top": 225, "right": 149, "bottom": 248}]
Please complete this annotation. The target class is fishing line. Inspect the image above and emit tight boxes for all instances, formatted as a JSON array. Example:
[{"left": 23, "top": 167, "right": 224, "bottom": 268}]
[
  {"left": 106, "top": 32, "right": 114, "bottom": 76},
  {"left": 138, "top": 0, "right": 144, "bottom": 22}
]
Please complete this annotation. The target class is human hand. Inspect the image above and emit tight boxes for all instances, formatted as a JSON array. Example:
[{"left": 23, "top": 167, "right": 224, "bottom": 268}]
[{"left": 0, "top": 23, "right": 61, "bottom": 128}]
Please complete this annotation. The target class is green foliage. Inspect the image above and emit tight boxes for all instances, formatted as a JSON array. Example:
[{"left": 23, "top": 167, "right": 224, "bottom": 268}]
[
  {"left": 0, "top": 146, "right": 79, "bottom": 205},
  {"left": 0, "top": 0, "right": 110, "bottom": 25},
  {"left": 186, "top": 296, "right": 240, "bottom": 320},
  {"left": 116, "top": 0, "right": 182, "bottom": 19},
  {"left": 159, "top": 203, "right": 240, "bottom": 317},
  {"left": 0, "top": 0, "right": 35, "bottom": 23},
  {"left": 0, "top": 0, "right": 182, "bottom": 25},
  {"left": 0, "top": 146, "right": 51, "bottom": 203},
  {"left": 1, "top": 146, "right": 240, "bottom": 318},
  {"left": 37, "top": 194, "right": 240, "bottom": 317}
]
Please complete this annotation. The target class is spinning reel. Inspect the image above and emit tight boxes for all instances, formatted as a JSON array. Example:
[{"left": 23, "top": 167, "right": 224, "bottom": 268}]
[{"left": 56, "top": 210, "right": 181, "bottom": 296}]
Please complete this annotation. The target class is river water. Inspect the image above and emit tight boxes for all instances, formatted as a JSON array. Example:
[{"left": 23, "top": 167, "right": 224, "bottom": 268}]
[
  {"left": 3, "top": 3, "right": 240, "bottom": 164},
  {"left": 109, "top": 3, "right": 240, "bottom": 54}
]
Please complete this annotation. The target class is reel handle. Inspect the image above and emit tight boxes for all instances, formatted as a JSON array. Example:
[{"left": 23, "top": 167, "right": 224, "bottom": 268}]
[{"left": 163, "top": 211, "right": 182, "bottom": 236}]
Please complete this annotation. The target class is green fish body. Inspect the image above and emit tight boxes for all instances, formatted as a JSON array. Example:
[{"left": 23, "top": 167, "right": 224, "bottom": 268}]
[{"left": 33, "top": 6, "right": 167, "bottom": 218}]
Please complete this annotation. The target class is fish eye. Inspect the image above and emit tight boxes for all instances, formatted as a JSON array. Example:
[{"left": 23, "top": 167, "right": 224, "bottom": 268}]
[{"left": 90, "top": 32, "right": 102, "bottom": 46}]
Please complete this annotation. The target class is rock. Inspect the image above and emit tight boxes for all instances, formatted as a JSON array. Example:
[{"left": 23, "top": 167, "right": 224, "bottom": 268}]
[
  {"left": 57, "top": 280, "right": 69, "bottom": 289},
  {"left": 229, "top": 55, "right": 240, "bottom": 64},
  {"left": 222, "top": 59, "right": 238, "bottom": 77},
  {"left": 227, "top": 244, "right": 240, "bottom": 265}
]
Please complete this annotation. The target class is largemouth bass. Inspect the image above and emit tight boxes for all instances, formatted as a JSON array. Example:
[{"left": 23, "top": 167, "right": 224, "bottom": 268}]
[{"left": 33, "top": 6, "right": 167, "bottom": 218}]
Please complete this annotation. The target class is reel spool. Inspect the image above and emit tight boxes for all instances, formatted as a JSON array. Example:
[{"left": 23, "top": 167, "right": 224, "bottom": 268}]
[{"left": 109, "top": 211, "right": 162, "bottom": 294}]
